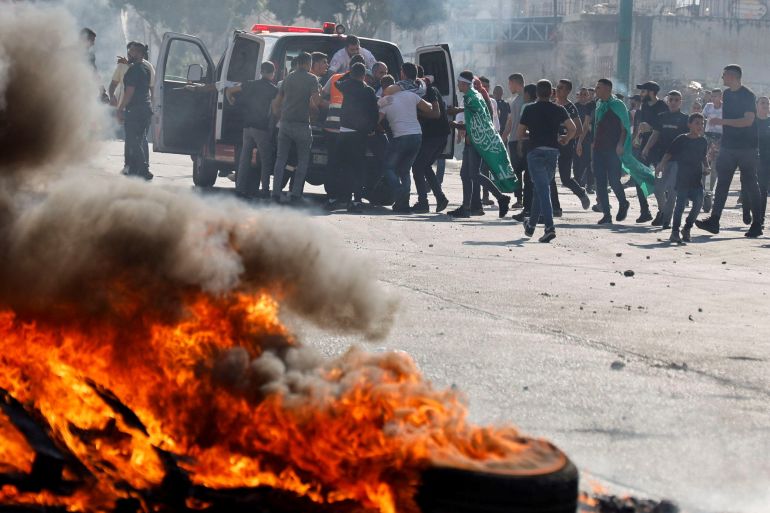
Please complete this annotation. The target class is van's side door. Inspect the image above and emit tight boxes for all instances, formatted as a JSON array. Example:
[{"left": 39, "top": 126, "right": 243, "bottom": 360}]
[
  {"left": 216, "top": 32, "right": 265, "bottom": 142},
  {"left": 153, "top": 33, "right": 215, "bottom": 155},
  {"left": 415, "top": 44, "right": 456, "bottom": 158}
]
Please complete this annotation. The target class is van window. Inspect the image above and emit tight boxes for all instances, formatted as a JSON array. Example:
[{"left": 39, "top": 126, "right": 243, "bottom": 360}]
[
  {"left": 418, "top": 50, "right": 450, "bottom": 97},
  {"left": 226, "top": 37, "right": 261, "bottom": 82},
  {"left": 164, "top": 39, "right": 210, "bottom": 82}
]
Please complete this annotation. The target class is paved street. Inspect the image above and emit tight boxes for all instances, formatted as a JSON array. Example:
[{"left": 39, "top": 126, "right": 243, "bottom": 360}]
[{"left": 94, "top": 141, "right": 769, "bottom": 513}]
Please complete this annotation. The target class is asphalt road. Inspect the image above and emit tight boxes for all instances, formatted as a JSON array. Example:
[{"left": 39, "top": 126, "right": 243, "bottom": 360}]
[{"left": 95, "top": 141, "right": 769, "bottom": 513}]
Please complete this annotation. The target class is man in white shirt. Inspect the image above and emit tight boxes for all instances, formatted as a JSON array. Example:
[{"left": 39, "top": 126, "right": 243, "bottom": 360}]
[
  {"left": 329, "top": 35, "right": 376, "bottom": 74},
  {"left": 702, "top": 88, "right": 723, "bottom": 211},
  {"left": 378, "top": 63, "right": 439, "bottom": 213}
]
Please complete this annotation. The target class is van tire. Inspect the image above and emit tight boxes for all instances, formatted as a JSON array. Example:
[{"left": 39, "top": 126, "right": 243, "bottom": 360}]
[{"left": 193, "top": 155, "right": 218, "bottom": 187}]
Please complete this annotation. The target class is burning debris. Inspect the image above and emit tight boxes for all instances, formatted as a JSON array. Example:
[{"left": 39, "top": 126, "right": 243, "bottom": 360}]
[{"left": 0, "top": 5, "right": 577, "bottom": 513}]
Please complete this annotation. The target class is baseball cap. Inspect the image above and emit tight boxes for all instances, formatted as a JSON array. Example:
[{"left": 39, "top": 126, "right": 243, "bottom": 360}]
[{"left": 636, "top": 81, "right": 660, "bottom": 93}]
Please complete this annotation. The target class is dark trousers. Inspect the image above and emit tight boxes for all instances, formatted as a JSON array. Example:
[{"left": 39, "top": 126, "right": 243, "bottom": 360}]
[
  {"left": 711, "top": 147, "right": 761, "bottom": 224},
  {"left": 593, "top": 148, "right": 628, "bottom": 216},
  {"left": 124, "top": 111, "right": 152, "bottom": 177},
  {"left": 551, "top": 141, "right": 586, "bottom": 211},
  {"left": 324, "top": 131, "right": 340, "bottom": 200},
  {"left": 672, "top": 187, "right": 704, "bottom": 229},
  {"left": 508, "top": 141, "right": 524, "bottom": 201},
  {"left": 575, "top": 139, "right": 593, "bottom": 189},
  {"left": 758, "top": 156, "right": 770, "bottom": 226},
  {"left": 635, "top": 148, "right": 652, "bottom": 213},
  {"left": 461, "top": 144, "right": 507, "bottom": 209},
  {"left": 336, "top": 131, "right": 368, "bottom": 203},
  {"left": 412, "top": 136, "right": 446, "bottom": 203}
]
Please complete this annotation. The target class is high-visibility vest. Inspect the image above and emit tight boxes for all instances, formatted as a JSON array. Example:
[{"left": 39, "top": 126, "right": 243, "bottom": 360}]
[{"left": 325, "top": 73, "right": 345, "bottom": 132}]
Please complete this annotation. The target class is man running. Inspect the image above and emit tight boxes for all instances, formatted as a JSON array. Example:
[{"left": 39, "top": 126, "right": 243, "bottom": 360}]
[{"left": 696, "top": 64, "right": 763, "bottom": 238}]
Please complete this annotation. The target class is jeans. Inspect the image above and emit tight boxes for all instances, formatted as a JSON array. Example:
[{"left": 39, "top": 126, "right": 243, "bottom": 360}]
[
  {"left": 124, "top": 110, "right": 152, "bottom": 177},
  {"left": 711, "top": 147, "right": 761, "bottom": 224},
  {"left": 337, "top": 131, "right": 369, "bottom": 203},
  {"left": 593, "top": 148, "right": 628, "bottom": 216},
  {"left": 672, "top": 187, "right": 704, "bottom": 229},
  {"left": 412, "top": 136, "right": 446, "bottom": 203},
  {"left": 384, "top": 134, "right": 422, "bottom": 207},
  {"left": 526, "top": 147, "right": 560, "bottom": 229},
  {"left": 654, "top": 161, "right": 678, "bottom": 225},
  {"left": 273, "top": 121, "right": 312, "bottom": 199},
  {"left": 237, "top": 127, "right": 274, "bottom": 197}
]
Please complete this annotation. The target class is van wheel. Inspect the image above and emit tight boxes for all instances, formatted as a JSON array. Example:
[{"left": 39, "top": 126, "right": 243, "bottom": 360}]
[{"left": 192, "top": 155, "right": 218, "bottom": 187}]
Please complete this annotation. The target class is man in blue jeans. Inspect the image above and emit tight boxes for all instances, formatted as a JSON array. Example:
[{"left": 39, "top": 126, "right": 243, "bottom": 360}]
[
  {"left": 378, "top": 63, "right": 439, "bottom": 213},
  {"left": 516, "top": 80, "right": 577, "bottom": 243},
  {"left": 591, "top": 78, "right": 631, "bottom": 225}
]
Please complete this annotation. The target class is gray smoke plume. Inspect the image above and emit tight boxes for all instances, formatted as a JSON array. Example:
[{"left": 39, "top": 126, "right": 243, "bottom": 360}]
[{"left": 0, "top": 3, "right": 396, "bottom": 339}]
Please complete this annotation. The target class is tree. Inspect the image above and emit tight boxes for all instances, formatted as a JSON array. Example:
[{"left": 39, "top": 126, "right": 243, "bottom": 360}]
[{"left": 268, "top": 0, "right": 449, "bottom": 37}]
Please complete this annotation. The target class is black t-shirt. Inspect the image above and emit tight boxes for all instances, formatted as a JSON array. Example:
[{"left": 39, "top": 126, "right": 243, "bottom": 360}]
[
  {"left": 577, "top": 101, "right": 595, "bottom": 141},
  {"left": 496, "top": 99, "right": 511, "bottom": 133},
  {"left": 123, "top": 61, "right": 152, "bottom": 113},
  {"left": 639, "top": 99, "right": 667, "bottom": 145},
  {"left": 559, "top": 100, "right": 580, "bottom": 136},
  {"left": 241, "top": 78, "right": 278, "bottom": 130},
  {"left": 652, "top": 110, "right": 689, "bottom": 160},
  {"left": 668, "top": 134, "right": 707, "bottom": 190},
  {"left": 722, "top": 86, "right": 757, "bottom": 150},
  {"left": 594, "top": 109, "right": 623, "bottom": 150},
  {"left": 756, "top": 116, "right": 770, "bottom": 161},
  {"left": 420, "top": 86, "right": 451, "bottom": 138},
  {"left": 519, "top": 100, "right": 569, "bottom": 149}
]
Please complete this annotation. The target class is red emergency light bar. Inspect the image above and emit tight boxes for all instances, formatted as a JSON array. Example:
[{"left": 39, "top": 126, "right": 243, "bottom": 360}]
[{"left": 251, "top": 24, "right": 324, "bottom": 34}]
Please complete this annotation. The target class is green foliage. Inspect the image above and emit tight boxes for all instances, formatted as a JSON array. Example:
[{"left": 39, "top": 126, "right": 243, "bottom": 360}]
[{"left": 109, "top": 0, "right": 258, "bottom": 36}]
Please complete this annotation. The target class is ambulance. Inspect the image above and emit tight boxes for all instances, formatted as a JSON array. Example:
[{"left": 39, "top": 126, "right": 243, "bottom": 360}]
[{"left": 152, "top": 23, "right": 455, "bottom": 192}]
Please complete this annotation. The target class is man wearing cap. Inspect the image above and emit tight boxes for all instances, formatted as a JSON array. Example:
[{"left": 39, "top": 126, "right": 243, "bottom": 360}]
[
  {"left": 642, "top": 90, "right": 690, "bottom": 228},
  {"left": 696, "top": 64, "right": 763, "bottom": 238},
  {"left": 633, "top": 81, "right": 667, "bottom": 223}
]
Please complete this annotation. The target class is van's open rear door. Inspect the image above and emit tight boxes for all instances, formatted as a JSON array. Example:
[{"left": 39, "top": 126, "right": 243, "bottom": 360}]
[
  {"left": 153, "top": 33, "right": 215, "bottom": 155},
  {"left": 416, "top": 44, "right": 456, "bottom": 159},
  {"left": 216, "top": 32, "right": 265, "bottom": 143}
]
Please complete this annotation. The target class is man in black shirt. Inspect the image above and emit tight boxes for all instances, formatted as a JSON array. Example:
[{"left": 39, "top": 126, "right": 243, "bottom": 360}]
[
  {"left": 591, "top": 78, "right": 631, "bottom": 225},
  {"left": 225, "top": 61, "right": 278, "bottom": 198},
  {"left": 517, "top": 80, "right": 577, "bottom": 243},
  {"left": 696, "top": 64, "right": 763, "bottom": 237},
  {"left": 642, "top": 90, "right": 689, "bottom": 228},
  {"left": 631, "top": 81, "right": 666, "bottom": 222},
  {"left": 552, "top": 79, "right": 590, "bottom": 213},
  {"left": 117, "top": 41, "right": 153, "bottom": 180},
  {"left": 657, "top": 113, "right": 708, "bottom": 242},
  {"left": 332, "top": 63, "right": 379, "bottom": 212},
  {"left": 411, "top": 72, "right": 450, "bottom": 213}
]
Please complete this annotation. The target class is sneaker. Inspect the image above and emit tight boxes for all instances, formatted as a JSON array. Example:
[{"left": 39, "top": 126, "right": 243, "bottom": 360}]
[
  {"left": 411, "top": 201, "right": 430, "bottom": 214},
  {"left": 511, "top": 211, "right": 528, "bottom": 222},
  {"left": 447, "top": 207, "right": 470, "bottom": 218},
  {"left": 695, "top": 216, "right": 719, "bottom": 234},
  {"left": 745, "top": 224, "right": 763, "bottom": 238},
  {"left": 498, "top": 195, "right": 511, "bottom": 218},
  {"left": 470, "top": 208, "right": 486, "bottom": 216},
  {"left": 669, "top": 229, "right": 682, "bottom": 243},
  {"left": 636, "top": 210, "right": 653, "bottom": 223},
  {"left": 743, "top": 208, "right": 752, "bottom": 226},
  {"left": 616, "top": 201, "right": 630, "bottom": 222},
  {"left": 482, "top": 198, "right": 495, "bottom": 206},
  {"left": 347, "top": 201, "right": 364, "bottom": 213},
  {"left": 597, "top": 215, "right": 613, "bottom": 225},
  {"left": 435, "top": 195, "right": 449, "bottom": 213},
  {"left": 511, "top": 200, "right": 523, "bottom": 209},
  {"left": 681, "top": 226, "right": 692, "bottom": 242},
  {"left": 523, "top": 222, "right": 535, "bottom": 237},
  {"left": 592, "top": 203, "right": 603, "bottom": 213},
  {"left": 651, "top": 212, "right": 663, "bottom": 226},
  {"left": 702, "top": 194, "right": 712, "bottom": 213},
  {"left": 553, "top": 208, "right": 563, "bottom": 218},
  {"left": 580, "top": 194, "right": 591, "bottom": 210},
  {"left": 538, "top": 227, "right": 556, "bottom": 243}
]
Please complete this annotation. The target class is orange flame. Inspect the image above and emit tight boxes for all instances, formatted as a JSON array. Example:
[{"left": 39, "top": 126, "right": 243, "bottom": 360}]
[{"left": 0, "top": 292, "right": 561, "bottom": 513}]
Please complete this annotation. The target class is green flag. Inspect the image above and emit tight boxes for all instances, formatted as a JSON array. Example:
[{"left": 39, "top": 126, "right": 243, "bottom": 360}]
[
  {"left": 594, "top": 96, "right": 655, "bottom": 197},
  {"left": 464, "top": 88, "right": 520, "bottom": 193}
]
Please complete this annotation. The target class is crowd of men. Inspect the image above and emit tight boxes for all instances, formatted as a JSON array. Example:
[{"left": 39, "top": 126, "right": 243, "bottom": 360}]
[{"left": 102, "top": 28, "right": 770, "bottom": 243}]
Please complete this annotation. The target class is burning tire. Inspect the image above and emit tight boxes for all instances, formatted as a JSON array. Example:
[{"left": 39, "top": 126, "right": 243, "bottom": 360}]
[
  {"left": 416, "top": 441, "right": 578, "bottom": 513},
  {"left": 192, "top": 155, "right": 218, "bottom": 187}
]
